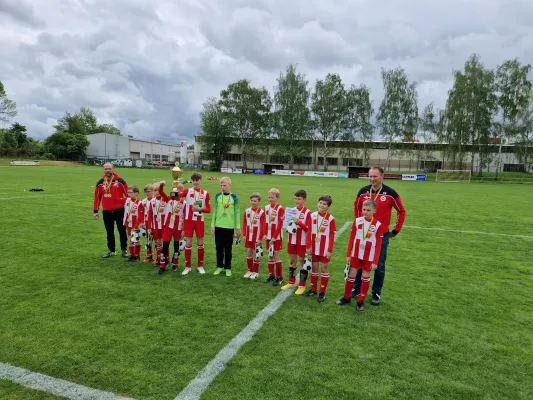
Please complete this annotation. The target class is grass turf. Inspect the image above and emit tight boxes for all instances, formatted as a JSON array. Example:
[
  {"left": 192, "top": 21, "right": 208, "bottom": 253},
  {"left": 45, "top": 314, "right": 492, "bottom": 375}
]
[{"left": 1, "top": 166, "right": 532, "bottom": 399}]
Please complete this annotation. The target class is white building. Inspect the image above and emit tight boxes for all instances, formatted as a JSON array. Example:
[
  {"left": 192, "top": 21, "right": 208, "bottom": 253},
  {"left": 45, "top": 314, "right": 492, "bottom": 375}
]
[{"left": 87, "top": 133, "right": 188, "bottom": 163}]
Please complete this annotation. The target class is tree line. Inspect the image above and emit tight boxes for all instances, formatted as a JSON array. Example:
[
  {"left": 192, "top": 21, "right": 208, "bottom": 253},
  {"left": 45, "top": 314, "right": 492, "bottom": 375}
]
[
  {"left": 0, "top": 83, "right": 121, "bottom": 160},
  {"left": 198, "top": 54, "right": 533, "bottom": 173}
]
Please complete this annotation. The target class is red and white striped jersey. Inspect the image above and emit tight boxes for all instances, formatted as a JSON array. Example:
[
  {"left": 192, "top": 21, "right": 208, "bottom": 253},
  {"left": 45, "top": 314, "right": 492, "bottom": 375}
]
[
  {"left": 347, "top": 217, "right": 384, "bottom": 264},
  {"left": 147, "top": 196, "right": 168, "bottom": 230},
  {"left": 243, "top": 207, "right": 266, "bottom": 243},
  {"left": 140, "top": 197, "right": 153, "bottom": 225},
  {"left": 306, "top": 212, "right": 336, "bottom": 257},
  {"left": 264, "top": 203, "right": 285, "bottom": 240},
  {"left": 123, "top": 198, "right": 143, "bottom": 229},
  {"left": 180, "top": 188, "right": 211, "bottom": 222},
  {"left": 288, "top": 206, "right": 311, "bottom": 246},
  {"left": 163, "top": 199, "right": 185, "bottom": 230}
]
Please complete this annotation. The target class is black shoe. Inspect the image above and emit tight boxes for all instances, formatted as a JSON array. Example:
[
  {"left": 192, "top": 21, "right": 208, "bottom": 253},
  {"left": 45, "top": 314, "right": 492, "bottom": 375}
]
[
  {"left": 264, "top": 276, "right": 276, "bottom": 284},
  {"left": 272, "top": 278, "right": 283, "bottom": 286},
  {"left": 121, "top": 251, "right": 129, "bottom": 258},
  {"left": 356, "top": 301, "right": 365, "bottom": 311},
  {"left": 126, "top": 256, "right": 135, "bottom": 262},
  {"left": 156, "top": 267, "right": 166, "bottom": 275},
  {"left": 351, "top": 289, "right": 360, "bottom": 299},
  {"left": 303, "top": 289, "right": 317, "bottom": 297},
  {"left": 371, "top": 293, "right": 381, "bottom": 306},
  {"left": 172, "top": 265, "right": 178, "bottom": 272},
  {"left": 134, "top": 256, "right": 140, "bottom": 262},
  {"left": 317, "top": 293, "right": 326, "bottom": 303},
  {"left": 336, "top": 296, "right": 351, "bottom": 306},
  {"left": 153, "top": 261, "right": 160, "bottom": 268},
  {"left": 102, "top": 252, "right": 116, "bottom": 259}
]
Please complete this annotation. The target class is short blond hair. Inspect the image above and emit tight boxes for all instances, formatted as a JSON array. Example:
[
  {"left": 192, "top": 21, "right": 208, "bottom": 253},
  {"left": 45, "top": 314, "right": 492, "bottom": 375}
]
[
  {"left": 220, "top": 176, "right": 231, "bottom": 184},
  {"left": 173, "top": 182, "right": 184, "bottom": 191},
  {"left": 362, "top": 199, "right": 377, "bottom": 209},
  {"left": 152, "top": 182, "right": 160, "bottom": 190},
  {"left": 144, "top": 184, "right": 154, "bottom": 192},
  {"left": 268, "top": 188, "right": 280, "bottom": 198}
]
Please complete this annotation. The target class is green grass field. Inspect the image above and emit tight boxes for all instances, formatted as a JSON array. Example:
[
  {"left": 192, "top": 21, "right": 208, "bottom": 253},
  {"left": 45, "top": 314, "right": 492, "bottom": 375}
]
[{"left": 1, "top": 166, "right": 532, "bottom": 400}]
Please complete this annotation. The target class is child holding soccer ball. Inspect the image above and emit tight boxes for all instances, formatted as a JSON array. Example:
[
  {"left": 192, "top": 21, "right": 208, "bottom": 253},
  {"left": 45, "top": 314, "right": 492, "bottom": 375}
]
[
  {"left": 242, "top": 192, "right": 266, "bottom": 279},
  {"left": 123, "top": 185, "right": 143, "bottom": 262},
  {"left": 263, "top": 188, "right": 285, "bottom": 286}
]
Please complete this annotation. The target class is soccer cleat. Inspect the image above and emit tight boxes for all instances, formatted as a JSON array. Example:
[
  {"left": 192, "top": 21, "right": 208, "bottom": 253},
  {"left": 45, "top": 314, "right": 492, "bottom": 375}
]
[
  {"left": 371, "top": 293, "right": 381, "bottom": 306},
  {"left": 263, "top": 276, "right": 276, "bottom": 284},
  {"left": 351, "top": 290, "right": 360, "bottom": 299},
  {"left": 356, "top": 301, "right": 365, "bottom": 311},
  {"left": 102, "top": 252, "right": 116, "bottom": 259},
  {"left": 143, "top": 257, "right": 153, "bottom": 263},
  {"left": 317, "top": 293, "right": 326, "bottom": 303},
  {"left": 172, "top": 266, "right": 178, "bottom": 272},
  {"left": 182, "top": 267, "right": 192, "bottom": 275},
  {"left": 156, "top": 267, "right": 165, "bottom": 275},
  {"left": 243, "top": 271, "right": 253, "bottom": 279},
  {"left": 213, "top": 267, "right": 224, "bottom": 275},
  {"left": 294, "top": 286, "right": 306, "bottom": 295},
  {"left": 336, "top": 297, "right": 351, "bottom": 306},
  {"left": 125, "top": 256, "right": 135, "bottom": 262},
  {"left": 303, "top": 289, "right": 317, "bottom": 297},
  {"left": 121, "top": 251, "right": 129, "bottom": 258},
  {"left": 198, "top": 267, "right": 206, "bottom": 274},
  {"left": 134, "top": 256, "right": 141, "bottom": 262},
  {"left": 280, "top": 283, "right": 296, "bottom": 290},
  {"left": 249, "top": 272, "right": 258, "bottom": 280},
  {"left": 272, "top": 278, "right": 284, "bottom": 286},
  {"left": 225, "top": 269, "right": 232, "bottom": 277}
]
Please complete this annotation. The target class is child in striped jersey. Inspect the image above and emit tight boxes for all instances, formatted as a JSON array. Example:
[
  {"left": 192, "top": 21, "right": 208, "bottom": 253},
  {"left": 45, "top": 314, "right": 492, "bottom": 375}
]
[
  {"left": 263, "top": 188, "right": 285, "bottom": 286},
  {"left": 242, "top": 192, "right": 266, "bottom": 279},
  {"left": 141, "top": 184, "right": 155, "bottom": 263},
  {"left": 337, "top": 199, "right": 384, "bottom": 311}
]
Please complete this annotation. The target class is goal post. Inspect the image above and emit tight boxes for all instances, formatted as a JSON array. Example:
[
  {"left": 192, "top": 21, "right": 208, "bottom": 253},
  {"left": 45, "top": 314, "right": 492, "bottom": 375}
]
[{"left": 435, "top": 169, "right": 472, "bottom": 183}]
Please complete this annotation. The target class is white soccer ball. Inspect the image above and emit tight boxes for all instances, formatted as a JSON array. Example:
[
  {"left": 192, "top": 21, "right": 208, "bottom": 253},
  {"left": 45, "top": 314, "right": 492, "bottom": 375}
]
[
  {"left": 286, "top": 220, "right": 298, "bottom": 235},
  {"left": 255, "top": 245, "right": 264, "bottom": 258},
  {"left": 344, "top": 263, "right": 350, "bottom": 281},
  {"left": 130, "top": 231, "right": 140, "bottom": 243},
  {"left": 302, "top": 256, "right": 312, "bottom": 272},
  {"left": 179, "top": 238, "right": 186, "bottom": 251},
  {"left": 139, "top": 227, "right": 147, "bottom": 238},
  {"left": 268, "top": 242, "right": 274, "bottom": 257}
]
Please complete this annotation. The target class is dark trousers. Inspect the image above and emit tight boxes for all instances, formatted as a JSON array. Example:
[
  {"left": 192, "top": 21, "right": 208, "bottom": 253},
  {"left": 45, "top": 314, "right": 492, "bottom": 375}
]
[
  {"left": 102, "top": 208, "right": 128, "bottom": 253},
  {"left": 215, "top": 227, "right": 234, "bottom": 269},
  {"left": 354, "top": 233, "right": 390, "bottom": 295}
]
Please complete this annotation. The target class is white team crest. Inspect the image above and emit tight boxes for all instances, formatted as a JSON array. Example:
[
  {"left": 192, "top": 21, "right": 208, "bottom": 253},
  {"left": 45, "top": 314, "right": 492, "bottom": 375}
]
[{"left": 380, "top": 196, "right": 386, "bottom": 201}]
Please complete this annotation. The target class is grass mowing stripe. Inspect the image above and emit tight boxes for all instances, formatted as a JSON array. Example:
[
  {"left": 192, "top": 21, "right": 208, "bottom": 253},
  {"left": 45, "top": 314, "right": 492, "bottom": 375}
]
[
  {"left": 403, "top": 225, "right": 533, "bottom": 239},
  {"left": 0, "top": 193, "right": 89, "bottom": 201},
  {"left": 0, "top": 362, "right": 136, "bottom": 400},
  {"left": 174, "top": 221, "right": 352, "bottom": 400}
]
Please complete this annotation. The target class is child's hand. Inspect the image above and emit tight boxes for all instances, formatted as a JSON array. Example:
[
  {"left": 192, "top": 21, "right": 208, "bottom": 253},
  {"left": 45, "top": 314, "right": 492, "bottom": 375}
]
[
  {"left": 192, "top": 206, "right": 202, "bottom": 212},
  {"left": 262, "top": 235, "right": 267, "bottom": 241},
  {"left": 306, "top": 248, "right": 311, "bottom": 255},
  {"left": 371, "top": 263, "right": 377, "bottom": 271},
  {"left": 326, "top": 252, "right": 332, "bottom": 260},
  {"left": 93, "top": 213, "right": 99, "bottom": 221},
  {"left": 236, "top": 229, "right": 242, "bottom": 237},
  {"left": 160, "top": 181, "right": 166, "bottom": 186},
  {"left": 210, "top": 228, "right": 215, "bottom": 235}
]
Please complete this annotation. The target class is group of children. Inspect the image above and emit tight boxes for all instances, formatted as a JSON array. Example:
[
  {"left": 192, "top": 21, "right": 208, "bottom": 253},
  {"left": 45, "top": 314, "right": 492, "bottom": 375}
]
[{"left": 121, "top": 173, "right": 384, "bottom": 311}]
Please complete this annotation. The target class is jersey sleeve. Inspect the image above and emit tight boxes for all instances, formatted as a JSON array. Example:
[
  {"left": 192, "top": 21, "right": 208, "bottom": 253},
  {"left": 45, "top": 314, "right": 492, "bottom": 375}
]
[
  {"left": 211, "top": 193, "right": 219, "bottom": 228},
  {"left": 242, "top": 209, "right": 248, "bottom": 237},
  {"left": 202, "top": 191, "right": 211, "bottom": 214},
  {"left": 93, "top": 180, "right": 103, "bottom": 213},
  {"left": 305, "top": 216, "right": 312, "bottom": 249},
  {"left": 392, "top": 194, "right": 406, "bottom": 233},
  {"left": 159, "top": 185, "right": 170, "bottom": 202},
  {"left": 373, "top": 224, "right": 384, "bottom": 264},
  {"left": 146, "top": 202, "right": 153, "bottom": 230},
  {"left": 328, "top": 218, "right": 336, "bottom": 253},
  {"left": 260, "top": 212, "right": 267, "bottom": 239},
  {"left": 297, "top": 211, "right": 309, "bottom": 230},
  {"left": 346, "top": 221, "right": 356, "bottom": 257},
  {"left": 118, "top": 178, "right": 128, "bottom": 205},
  {"left": 233, "top": 195, "right": 241, "bottom": 229},
  {"left": 274, "top": 207, "right": 285, "bottom": 238}
]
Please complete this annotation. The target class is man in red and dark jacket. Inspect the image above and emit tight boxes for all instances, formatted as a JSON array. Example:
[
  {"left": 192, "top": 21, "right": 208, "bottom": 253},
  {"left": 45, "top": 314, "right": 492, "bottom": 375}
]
[
  {"left": 352, "top": 166, "right": 406, "bottom": 305},
  {"left": 93, "top": 163, "right": 129, "bottom": 258}
]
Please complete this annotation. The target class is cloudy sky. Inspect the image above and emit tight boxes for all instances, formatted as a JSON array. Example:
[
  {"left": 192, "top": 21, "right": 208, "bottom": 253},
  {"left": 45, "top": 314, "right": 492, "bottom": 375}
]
[{"left": 1, "top": 0, "right": 532, "bottom": 144}]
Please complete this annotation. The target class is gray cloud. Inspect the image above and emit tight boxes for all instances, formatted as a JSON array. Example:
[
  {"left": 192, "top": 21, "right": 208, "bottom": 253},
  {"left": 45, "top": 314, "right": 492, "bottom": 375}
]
[{"left": 1, "top": 0, "right": 532, "bottom": 143}]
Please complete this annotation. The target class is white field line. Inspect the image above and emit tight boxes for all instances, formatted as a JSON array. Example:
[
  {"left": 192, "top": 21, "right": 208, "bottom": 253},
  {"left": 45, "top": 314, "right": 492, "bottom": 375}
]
[
  {"left": 0, "top": 193, "right": 88, "bottom": 201},
  {"left": 175, "top": 221, "right": 352, "bottom": 400},
  {"left": 0, "top": 362, "right": 136, "bottom": 400},
  {"left": 403, "top": 225, "right": 533, "bottom": 239}
]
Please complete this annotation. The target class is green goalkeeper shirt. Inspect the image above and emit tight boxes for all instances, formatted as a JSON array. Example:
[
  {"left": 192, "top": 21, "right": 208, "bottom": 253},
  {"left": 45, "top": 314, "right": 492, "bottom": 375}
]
[{"left": 211, "top": 192, "right": 241, "bottom": 229}]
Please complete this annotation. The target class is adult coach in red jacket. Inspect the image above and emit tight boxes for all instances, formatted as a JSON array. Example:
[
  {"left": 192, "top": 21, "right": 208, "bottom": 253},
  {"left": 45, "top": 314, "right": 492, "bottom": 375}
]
[
  {"left": 93, "top": 163, "right": 129, "bottom": 258},
  {"left": 352, "top": 166, "right": 406, "bottom": 305}
]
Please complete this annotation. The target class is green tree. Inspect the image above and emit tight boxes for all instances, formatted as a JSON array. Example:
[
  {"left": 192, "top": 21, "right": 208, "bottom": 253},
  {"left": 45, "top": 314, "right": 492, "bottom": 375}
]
[
  {"left": 219, "top": 79, "right": 272, "bottom": 170},
  {"left": 96, "top": 123, "right": 121, "bottom": 135},
  {"left": 44, "top": 132, "right": 90, "bottom": 160},
  {"left": 53, "top": 106, "right": 118, "bottom": 136},
  {"left": 376, "top": 67, "right": 418, "bottom": 170},
  {"left": 10, "top": 123, "right": 28, "bottom": 148},
  {"left": 0, "top": 81, "right": 17, "bottom": 124},
  {"left": 418, "top": 103, "right": 437, "bottom": 170},
  {"left": 271, "top": 64, "right": 312, "bottom": 169},
  {"left": 311, "top": 73, "right": 346, "bottom": 171},
  {"left": 197, "top": 97, "right": 232, "bottom": 170}
]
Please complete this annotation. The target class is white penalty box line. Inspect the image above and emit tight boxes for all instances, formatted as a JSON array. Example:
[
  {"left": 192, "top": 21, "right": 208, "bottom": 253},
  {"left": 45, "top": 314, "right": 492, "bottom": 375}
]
[{"left": 403, "top": 225, "right": 533, "bottom": 239}]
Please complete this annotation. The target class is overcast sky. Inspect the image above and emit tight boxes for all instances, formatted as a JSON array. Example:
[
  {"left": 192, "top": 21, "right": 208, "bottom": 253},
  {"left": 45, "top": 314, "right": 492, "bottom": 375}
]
[{"left": 1, "top": 0, "right": 532, "bottom": 144}]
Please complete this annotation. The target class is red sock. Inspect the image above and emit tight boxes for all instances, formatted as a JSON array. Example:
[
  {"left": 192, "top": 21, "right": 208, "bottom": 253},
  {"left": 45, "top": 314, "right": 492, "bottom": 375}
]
[
  {"left": 267, "top": 262, "right": 274, "bottom": 277},
  {"left": 156, "top": 245, "right": 162, "bottom": 262},
  {"left": 275, "top": 261, "right": 283, "bottom": 279},
  {"left": 344, "top": 277, "right": 355, "bottom": 300},
  {"left": 319, "top": 273, "right": 330, "bottom": 295},
  {"left": 135, "top": 244, "right": 141, "bottom": 257},
  {"left": 159, "top": 251, "right": 167, "bottom": 268},
  {"left": 253, "top": 260, "right": 260, "bottom": 273},
  {"left": 288, "top": 267, "right": 296, "bottom": 285},
  {"left": 246, "top": 257, "right": 253, "bottom": 272},
  {"left": 129, "top": 244, "right": 134, "bottom": 257},
  {"left": 311, "top": 272, "right": 319, "bottom": 292},
  {"left": 359, "top": 277, "right": 371, "bottom": 303},
  {"left": 185, "top": 247, "right": 192, "bottom": 267},
  {"left": 146, "top": 245, "right": 153, "bottom": 259},
  {"left": 197, "top": 245, "right": 204, "bottom": 267},
  {"left": 172, "top": 252, "right": 179, "bottom": 266}
]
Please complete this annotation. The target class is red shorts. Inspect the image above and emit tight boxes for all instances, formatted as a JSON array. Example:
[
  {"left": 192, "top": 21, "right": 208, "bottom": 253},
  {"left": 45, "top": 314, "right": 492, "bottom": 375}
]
[
  {"left": 312, "top": 255, "right": 330, "bottom": 264},
  {"left": 151, "top": 229, "right": 163, "bottom": 240},
  {"left": 162, "top": 226, "right": 181, "bottom": 242},
  {"left": 266, "top": 239, "right": 283, "bottom": 252},
  {"left": 287, "top": 243, "right": 306, "bottom": 257},
  {"left": 245, "top": 240, "right": 260, "bottom": 249},
  {"left": 183, "top": 220, "right": 205, "bottom": 238},
  {"left": 350, "top": 257, "right": 372, "bottom": 271}
]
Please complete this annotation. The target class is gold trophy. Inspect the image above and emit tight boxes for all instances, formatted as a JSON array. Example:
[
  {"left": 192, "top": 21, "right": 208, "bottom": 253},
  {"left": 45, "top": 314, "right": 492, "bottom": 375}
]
[{"left": 171, "top": 161, "right": 183, "bottom": 183}]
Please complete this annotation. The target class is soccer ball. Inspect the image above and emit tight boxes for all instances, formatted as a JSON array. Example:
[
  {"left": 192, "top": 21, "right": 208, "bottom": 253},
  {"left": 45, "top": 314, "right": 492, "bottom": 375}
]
[
  {"left": 268, "top": 242, "right": 274, "bottom": 257},
  {"left": 344, "top": 263, "right": 350, "bottom": 281},
  {"left": 130, "top": 230, "right": 140, "bottom": 243},
  {"left": 286, "top": 220, "right": 297, "bottom": 235},
  {"left": 179, "top": 238, "right": 186, "bottom": 251},
  {"left": 234, "top": 236, "right": 241, "bottom": 247},
  {"left": 139, "top": 227, "right": 147, "bottom": 238},
  {"left": 302, "top": 256, "right": 312, "bottom": 272},
  {"left": 255, "top": 245, "right": 264, "bottom": 258}
]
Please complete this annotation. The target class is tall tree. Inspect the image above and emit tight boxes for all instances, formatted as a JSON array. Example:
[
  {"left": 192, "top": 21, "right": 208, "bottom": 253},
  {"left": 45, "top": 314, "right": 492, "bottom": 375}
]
[
  {"left": 495, "top": 59, "right": 532, "bottom": 176},
  {"left": 197, "top": 97, "right": 232, "bottom": 170},
  {"left": 0, "top": 81, "right": 17, "bottom": 125},
  {"left": 96, "top": 123, "right": 121, "bottom": 135},
  {"left": 219, "top": 79, "right": 272, "bottom": 170},
  {"left": 53, "top": 106, "right": 118, "bottom": 136},
  {"left": 418, "top": 103, "right": 437, "bottom": 170},
  {"left": 311, "top": 73, "right": 346, "bottom": 171},
  {"left": 44, "top": 131, "right": 90, "bottom": 160},
  {"left": 376, "top": 67, "right": 418, "bottom": 170},
  {"left": 272, "top": 64, "right": 312, "bottom": 169}
]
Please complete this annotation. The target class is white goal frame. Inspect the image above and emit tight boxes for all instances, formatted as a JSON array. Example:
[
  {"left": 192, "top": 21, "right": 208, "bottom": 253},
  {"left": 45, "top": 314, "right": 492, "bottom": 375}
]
[{"left": 435, "top": 169, "right": 472, "bottom": 183}]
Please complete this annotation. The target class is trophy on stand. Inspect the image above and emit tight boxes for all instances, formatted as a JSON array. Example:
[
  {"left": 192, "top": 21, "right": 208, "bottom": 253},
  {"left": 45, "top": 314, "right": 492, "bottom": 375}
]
[{"left": 171, "top": 162, "right": 183, "bottom": 184}]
